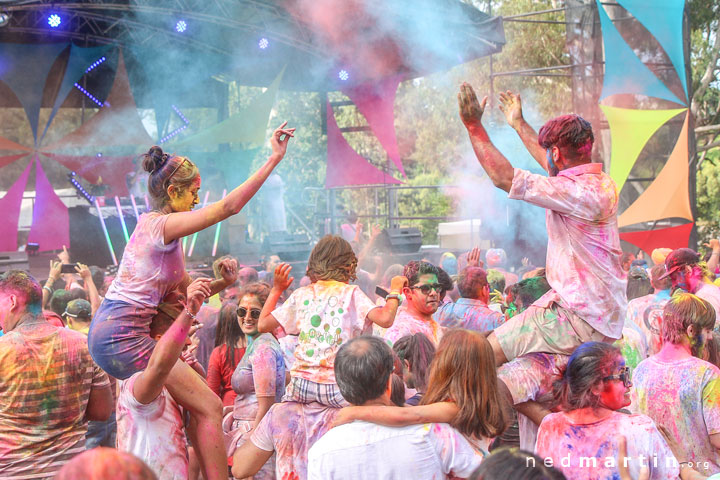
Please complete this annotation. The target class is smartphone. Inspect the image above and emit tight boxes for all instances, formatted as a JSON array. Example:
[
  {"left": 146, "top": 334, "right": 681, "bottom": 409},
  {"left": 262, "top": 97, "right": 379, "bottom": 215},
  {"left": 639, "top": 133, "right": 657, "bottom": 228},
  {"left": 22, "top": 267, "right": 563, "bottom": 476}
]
[
  {"left": 60, "top": 263, "right": 79, "bottom": 274},
  {"left": 375, "top": 286, "right": 389, "bottom": 299}
]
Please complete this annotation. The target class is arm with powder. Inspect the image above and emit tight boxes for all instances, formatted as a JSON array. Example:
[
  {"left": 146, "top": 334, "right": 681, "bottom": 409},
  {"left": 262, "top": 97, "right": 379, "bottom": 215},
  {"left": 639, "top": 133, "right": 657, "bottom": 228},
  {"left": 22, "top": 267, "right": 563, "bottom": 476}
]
[{"left": 498, "top": 91, "right": 548, "bottom": 171}]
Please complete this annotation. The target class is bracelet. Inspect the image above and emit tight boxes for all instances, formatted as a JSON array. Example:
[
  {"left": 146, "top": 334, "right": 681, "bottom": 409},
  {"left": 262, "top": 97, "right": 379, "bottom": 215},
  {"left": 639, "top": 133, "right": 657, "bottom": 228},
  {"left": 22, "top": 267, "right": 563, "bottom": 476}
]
[
  {"left": 43, "top": 285, "right": 53, "bottom": 293},
  {"left": 185, "top": 308, "right": 197, "bottom": 321},
  {"left": 712, "top": 252, "right": 719, "bottom": 256},
  {"left": 389, "top": 291, "right": 402, "bottom": 296}
]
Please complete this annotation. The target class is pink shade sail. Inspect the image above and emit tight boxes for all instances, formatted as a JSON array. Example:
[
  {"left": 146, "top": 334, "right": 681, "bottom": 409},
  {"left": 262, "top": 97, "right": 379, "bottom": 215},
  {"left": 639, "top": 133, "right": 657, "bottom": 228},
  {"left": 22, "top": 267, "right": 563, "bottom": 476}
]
[
  {"left": 0, "top": 160, "right": 33, "bottom": 251},
  {"left": 28, "top": 156, "right": 70, "bottom": 252},
  {"left": 341, "top": 75, "right": 405, "bottom": 176},
  {"left": 325, "top": 101, "right": 401, "bottom": 188}
]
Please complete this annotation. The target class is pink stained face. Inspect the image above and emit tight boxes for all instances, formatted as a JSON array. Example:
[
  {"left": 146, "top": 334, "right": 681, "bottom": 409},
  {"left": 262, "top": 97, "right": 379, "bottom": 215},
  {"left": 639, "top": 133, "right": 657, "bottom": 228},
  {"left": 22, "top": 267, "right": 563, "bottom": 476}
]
[
  {"left": 404, "top": 274, "right": 440, "bottom": 315},
  {"left": 599, "top": 358, "right": 631, "bottom": 410}
]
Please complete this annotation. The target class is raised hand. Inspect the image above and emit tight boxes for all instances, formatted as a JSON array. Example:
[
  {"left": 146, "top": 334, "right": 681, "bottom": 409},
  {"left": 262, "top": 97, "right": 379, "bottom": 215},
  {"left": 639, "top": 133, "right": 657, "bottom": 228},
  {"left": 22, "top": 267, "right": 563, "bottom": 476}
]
[
  {"left": 218, "top": 257, "right": 239, "bottom": 285},
  {"left": 389, "top": 276, "right": 409, "bottom": 292},
  {"left": 467, "top": 247, "right": 482, "bottom": 268},
  {"left": 273, "top": 263, "right": 294, "bottom": 292},
  {"left": 270, "top": 121, "right": 296, "bottom": 159},
  {"left": 75, "top": 263, "right": 92, "bottom": 280},
  {"left": 48, "top": 260, "right": 62, "bottom": 283},
  {"left": 498, "top": 90, "right": 524, "bottom": 129},
  {"left": 57, "top": 245, "right": 70, "bottom": 264},
  {"left": 370, "top": 224, "right": 383, "bottom": 239},
  {"left": 186, "top": 278, "right": 212, "bottom": 314},
  {"left": 458, "top": 82, "right": 487, "bottom": 130}
]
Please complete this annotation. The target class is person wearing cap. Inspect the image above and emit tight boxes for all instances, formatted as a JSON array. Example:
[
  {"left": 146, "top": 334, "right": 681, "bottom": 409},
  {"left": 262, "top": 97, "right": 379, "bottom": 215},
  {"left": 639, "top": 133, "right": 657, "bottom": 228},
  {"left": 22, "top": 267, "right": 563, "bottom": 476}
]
[
  {"left": 64, "top": 299, "right": 93, "bottom": 335},
  {"left": 663, "top": 248, "right": 720, "bottom": 329}
]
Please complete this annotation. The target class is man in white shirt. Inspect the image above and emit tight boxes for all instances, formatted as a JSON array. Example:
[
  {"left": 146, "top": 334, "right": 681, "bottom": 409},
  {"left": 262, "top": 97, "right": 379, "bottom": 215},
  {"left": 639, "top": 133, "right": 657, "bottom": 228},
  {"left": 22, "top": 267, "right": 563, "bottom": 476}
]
[{"left": 308, "top": 336, "right": 482, "bottom": 479}]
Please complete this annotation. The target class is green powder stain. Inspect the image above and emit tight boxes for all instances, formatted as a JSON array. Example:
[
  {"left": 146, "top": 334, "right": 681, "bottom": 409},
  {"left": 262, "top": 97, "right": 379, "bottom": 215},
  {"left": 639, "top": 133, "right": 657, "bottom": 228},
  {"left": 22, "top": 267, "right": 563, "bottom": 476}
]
[
  {"left": 338, "top": 308, "right": 344, "bottom": 314},
  {"left": 306, "top": 349, "right": 314, "bottom": 357},
  {"left": 310, "top": 315, "right": 322, "bottom": 327},
  {"left": 304, "top": 300, "right": 309, "bottom": 305}
]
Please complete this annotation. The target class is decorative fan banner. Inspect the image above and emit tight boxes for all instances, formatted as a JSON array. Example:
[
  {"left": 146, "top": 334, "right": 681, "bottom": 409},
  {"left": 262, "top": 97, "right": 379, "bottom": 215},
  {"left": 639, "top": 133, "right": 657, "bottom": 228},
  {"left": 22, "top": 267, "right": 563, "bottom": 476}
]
[
  {"left": 0, "top": 43, "right": 68, "bottom": 144},
  {"left": 619, "top": 112, "right": 692, "bottom": 227},
  {"left": 0, "top": 154, "right": 29, "bottom": 170},
  {"left": 27, "top": 157, "right": 70, "bottom": 252},
  {"left": 620, "top": 223, "right": 693, "bottom": 254},
  {"left": 600, "top": 105, "right": 686, "bottom": 191},
  {"left": 41, "top": 152, "right": 135, "bottom": 197},
  {"left": 45, "top": 50, "right": 153, "bottom": 151},
  {"left": 341, "top": 75, "right": 405, "bottom": 177},
  {"left": 596, "top": 1, "right": 683, "bottom": 105},
  {"left": 325, "top": 102, "right": 401, "bottom": 188},
  {"left": 616, "top": 0, "right": 687, "bottom": 98},
  {"left": 0, "top": 135, "right": 31, "bottom": 152},
  {"left": 0, "top": 160, "right": 32, "bottom": 251},
  {"left": 40, "top": 44, "right": 115, "bottom": 143},
  {"left": 175, "top": 67, "right": 285, "bottom": 148}
]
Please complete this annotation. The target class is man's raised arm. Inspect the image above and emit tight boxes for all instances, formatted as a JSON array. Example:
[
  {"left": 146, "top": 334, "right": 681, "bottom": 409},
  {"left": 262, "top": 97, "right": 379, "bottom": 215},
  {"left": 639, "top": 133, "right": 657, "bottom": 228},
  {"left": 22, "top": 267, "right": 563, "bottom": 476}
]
[
  {"left": 498, "top": 90, "right": 548, "bottom": 171},
  {"left": 458, "top": 83, "right": 515, "bottom": 192}
]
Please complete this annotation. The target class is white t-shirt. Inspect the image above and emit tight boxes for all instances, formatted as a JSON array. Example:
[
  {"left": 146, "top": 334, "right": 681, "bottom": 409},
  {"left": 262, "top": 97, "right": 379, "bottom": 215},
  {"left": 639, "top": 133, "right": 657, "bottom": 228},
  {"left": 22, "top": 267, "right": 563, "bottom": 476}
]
[
  {"left": 116, "top": 373, "right": 187, "bottom": 480},
  {"left": 308, "top": 421, "right": 483, "bottom": 480},
  {"left": 696, "top": 283, "right": 720, "bottom": 328}
]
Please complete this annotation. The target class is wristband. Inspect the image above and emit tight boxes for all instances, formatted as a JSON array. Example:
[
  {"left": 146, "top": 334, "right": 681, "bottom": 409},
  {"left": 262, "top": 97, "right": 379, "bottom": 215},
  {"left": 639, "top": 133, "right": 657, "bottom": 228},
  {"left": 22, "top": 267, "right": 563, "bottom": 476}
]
[
  {"left": 386, "top": 294, "right": 403, "bottom": 305},
  {"left": 185, "top": 308, "right": 197, "bottom": 321},
  {"left": 389, "top": 291, "right": 402, "bottom": 296},
  {"left": 43, "top": 285, "right": 53, "bottom": 293}
]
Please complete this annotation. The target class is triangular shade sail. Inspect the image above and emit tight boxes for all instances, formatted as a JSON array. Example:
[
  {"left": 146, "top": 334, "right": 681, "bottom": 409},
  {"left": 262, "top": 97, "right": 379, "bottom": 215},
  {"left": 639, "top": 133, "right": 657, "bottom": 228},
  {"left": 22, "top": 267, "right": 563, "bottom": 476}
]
[
  {"left": 0, "top": 135, "right": 31, "bottom": 152},
  {"left": 597, "top": 1, "right": 684, "bottom": 105},
  {"left": 174, "top": 67, "right": 285, "bottom": 148},
  {"left": 0, "top": 43, "right": 68, "bottom": 144},
  {"left": 0, "top": 160, "right": 32, "bottom": 251},
  {"left": 45, "top": 50, "right": 153, "bottom": 151},
  {"left": 342, "top": 75, "right": 405, "bottom": 177},
  {"left": 41, "top": 44, "right": 114, "bottom": 143},
  {"left": 40, "top": 152, "right": 135, "bottom": 198},
  {"left": 600, "top": 105, "right": 686, "bottom": 192},
  {"left": 28, "top": 157, "right": 70, "bottom": 252},
  {"left": 0, "top": 154, "right": 29, "bottom": 170},
  {"left": 616, "top": 0, "right": 687, "bottom": 98},
  {"left": 620, "top": 223, "right": 693, "bottom": 254},
  {"left": 619, "top": 112, "right": 692, "bottom": 227},
  {"left": 325, "top": 102, "right": 401, "bottom": 188}
]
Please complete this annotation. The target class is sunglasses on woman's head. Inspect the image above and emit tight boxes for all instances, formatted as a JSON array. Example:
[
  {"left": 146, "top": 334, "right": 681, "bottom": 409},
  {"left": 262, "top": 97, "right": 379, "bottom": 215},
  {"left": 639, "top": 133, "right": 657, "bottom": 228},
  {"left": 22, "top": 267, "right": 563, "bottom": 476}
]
[
  {"left": 603, "top": 366, "right": 632, "bottom": 388},
  {"left": 237, "top": 307, "right": 261, "bottom": 319},
  {"left": 410, "top": 283, "right": 443, "bottom": 295}
]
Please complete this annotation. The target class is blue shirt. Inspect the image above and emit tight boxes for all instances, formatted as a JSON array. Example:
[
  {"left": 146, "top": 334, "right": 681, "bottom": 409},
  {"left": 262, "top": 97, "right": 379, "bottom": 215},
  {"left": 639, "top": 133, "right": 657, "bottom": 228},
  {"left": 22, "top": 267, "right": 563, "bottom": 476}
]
[{"left": 433, "top": 298, "right": 505, "bottom": 333}]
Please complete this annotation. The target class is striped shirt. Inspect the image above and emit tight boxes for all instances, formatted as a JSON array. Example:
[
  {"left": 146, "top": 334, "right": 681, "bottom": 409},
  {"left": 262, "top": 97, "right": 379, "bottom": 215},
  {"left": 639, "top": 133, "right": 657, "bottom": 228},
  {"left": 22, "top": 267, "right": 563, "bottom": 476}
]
[{"left": 0, "top": 318, "right": 110, "bottom": 480}]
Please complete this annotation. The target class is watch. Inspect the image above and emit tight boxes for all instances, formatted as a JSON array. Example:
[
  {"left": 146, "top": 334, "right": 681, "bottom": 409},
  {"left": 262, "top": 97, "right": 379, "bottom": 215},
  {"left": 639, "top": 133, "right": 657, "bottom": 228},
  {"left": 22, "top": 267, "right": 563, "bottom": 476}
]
[{"left": 386, "top": 293, "right": 403, "bottom": 305}]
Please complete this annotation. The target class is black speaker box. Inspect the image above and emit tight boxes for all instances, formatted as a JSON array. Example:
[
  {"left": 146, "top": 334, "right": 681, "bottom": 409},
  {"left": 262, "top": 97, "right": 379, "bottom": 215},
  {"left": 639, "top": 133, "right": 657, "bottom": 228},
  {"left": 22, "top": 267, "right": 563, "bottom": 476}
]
[
  {"left": 0, "top": 251, "right": 29, "bottom": 273},
  {"left": 378, "top": 228, "right": 422, "bottom": 254},
  {"left": 263, "top": 232, "right": 313, "bottom": 262}
]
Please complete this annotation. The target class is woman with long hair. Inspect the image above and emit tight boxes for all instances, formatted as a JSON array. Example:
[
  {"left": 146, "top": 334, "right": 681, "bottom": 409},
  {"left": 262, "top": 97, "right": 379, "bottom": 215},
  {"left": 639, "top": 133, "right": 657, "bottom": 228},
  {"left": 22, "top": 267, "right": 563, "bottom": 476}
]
[
  {"left": 87, "top": 123, "right": 294, "bottom": 480},
  {"left": 536, "top": 341, "right": 688, "bottom": 480},
  {"left": 206, "top": 302, "right": 246, "bottom": 406},
  {"left": 332, "top": 328, "right": 507, "bottom": 454}
]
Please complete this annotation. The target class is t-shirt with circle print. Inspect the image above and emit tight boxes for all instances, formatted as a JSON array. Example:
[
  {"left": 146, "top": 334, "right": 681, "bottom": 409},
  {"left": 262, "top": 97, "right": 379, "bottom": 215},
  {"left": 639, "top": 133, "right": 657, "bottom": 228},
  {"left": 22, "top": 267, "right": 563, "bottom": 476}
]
[{"left": 272, "top": 280, "right": 378, "bottom": 385}]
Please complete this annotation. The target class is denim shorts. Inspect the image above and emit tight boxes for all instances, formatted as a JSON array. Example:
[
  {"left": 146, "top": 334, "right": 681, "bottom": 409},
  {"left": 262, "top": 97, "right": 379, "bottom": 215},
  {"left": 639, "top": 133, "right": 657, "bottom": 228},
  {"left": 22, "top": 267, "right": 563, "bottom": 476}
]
[{"left": 88, "top": 298, "right": 158, "bottom": 380}]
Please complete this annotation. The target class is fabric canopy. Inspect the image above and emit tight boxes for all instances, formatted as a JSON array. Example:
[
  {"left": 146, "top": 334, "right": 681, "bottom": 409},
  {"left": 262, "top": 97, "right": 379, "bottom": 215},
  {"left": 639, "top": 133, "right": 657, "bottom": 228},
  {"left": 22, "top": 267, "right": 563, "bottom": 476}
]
[
  {"left": 620, "top": 223, "right": 693, "bottom": 254},
  {"left": 619, "top": 111, "right": 692, "bottom": 227},
  {"left": 174, "top": 67, "right": 285, "bottom": 148},
  {"left": 341, "top": 75, "right": 405, "bottom": 177},
  {"left": 597, "top": 1, "right": 683, "bottom": 105},
  {"left": 41, "top": 152, "right": 135, "bottom": 198},
  {"left": 0, "top": 160, "right": 33, "bottom": 251},
  {"left": 600, "top": 105, "right": 686, "bottom": 192},
  {"left": 0, "top": 135, "right": 31, "bottom": 152},
  {"left": 325, "top": 102, "right": 401, "bottom": 188},
  {"left": 0, "top": 43, "right": 67, "bottom": 144},
  {"left": 40, "top": 44, "right": 114, "bottom": 143},
  {"left": 0, "top": 153, "right": 30, "bottom": 170},
  {"left": 44, "top": 50, "right": 153, "bottom": 151},
  {"left": 617, "top": 0, "right": 687, "bottom": 98},
  {"left": 27, "top": 157, "right": 70, "bottom": 252}
]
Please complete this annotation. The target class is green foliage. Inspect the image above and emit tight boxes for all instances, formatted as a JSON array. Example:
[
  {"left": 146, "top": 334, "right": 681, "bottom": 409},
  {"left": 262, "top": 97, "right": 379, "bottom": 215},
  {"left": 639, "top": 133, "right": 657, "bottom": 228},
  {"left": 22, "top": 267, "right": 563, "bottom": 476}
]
[{"left": 697, "top": 151, "right": 720, "bottom": 238}]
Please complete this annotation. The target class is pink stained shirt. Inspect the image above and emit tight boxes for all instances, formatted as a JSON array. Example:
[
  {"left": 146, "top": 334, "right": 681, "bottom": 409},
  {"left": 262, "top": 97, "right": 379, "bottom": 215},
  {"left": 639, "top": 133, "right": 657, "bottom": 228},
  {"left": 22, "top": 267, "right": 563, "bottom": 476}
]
[
  {"left": 105, "top": 211, "right": 186, "bottom": 309},
  {"left": 509, "top": 164, "right": 626, "bottom": 339},
  {"left": 380, "top": 308, "right": 444, "bottom": 347}
]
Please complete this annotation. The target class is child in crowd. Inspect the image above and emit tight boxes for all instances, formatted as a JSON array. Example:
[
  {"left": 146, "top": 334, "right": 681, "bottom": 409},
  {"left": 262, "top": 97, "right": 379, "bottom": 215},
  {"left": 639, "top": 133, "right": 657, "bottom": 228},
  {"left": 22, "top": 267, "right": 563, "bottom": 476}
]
[{"left": 258, "top": 235, "right": 407, "bottom": 407}]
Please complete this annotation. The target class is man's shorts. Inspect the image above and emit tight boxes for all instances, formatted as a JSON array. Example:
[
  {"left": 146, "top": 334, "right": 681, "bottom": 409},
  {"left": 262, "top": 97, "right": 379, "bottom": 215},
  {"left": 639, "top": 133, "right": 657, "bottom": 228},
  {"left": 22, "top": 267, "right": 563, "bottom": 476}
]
[
  {"left": 493, "top": 290, "right": 610, "bottom": 362},
  {"left": 283, "top": 377, "right": 349, "bottom": 408}
]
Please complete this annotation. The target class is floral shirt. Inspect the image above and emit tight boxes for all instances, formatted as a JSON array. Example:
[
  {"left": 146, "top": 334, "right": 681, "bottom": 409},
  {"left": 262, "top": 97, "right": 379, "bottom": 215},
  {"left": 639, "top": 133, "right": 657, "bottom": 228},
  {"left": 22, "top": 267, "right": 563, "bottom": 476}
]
[
  {"left": 272, "top": 281, "right": 377, "bottom": 385},
  {"left": 509, "top": 164, "right": 627, "bottom": 339}
]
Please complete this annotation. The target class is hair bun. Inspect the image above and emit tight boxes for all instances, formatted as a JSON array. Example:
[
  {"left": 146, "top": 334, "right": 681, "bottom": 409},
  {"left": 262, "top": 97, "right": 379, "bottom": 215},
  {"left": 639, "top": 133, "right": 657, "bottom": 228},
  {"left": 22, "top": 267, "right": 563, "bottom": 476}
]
[{"left": 142, "top": 146, "right": 169, "bottom": 174}]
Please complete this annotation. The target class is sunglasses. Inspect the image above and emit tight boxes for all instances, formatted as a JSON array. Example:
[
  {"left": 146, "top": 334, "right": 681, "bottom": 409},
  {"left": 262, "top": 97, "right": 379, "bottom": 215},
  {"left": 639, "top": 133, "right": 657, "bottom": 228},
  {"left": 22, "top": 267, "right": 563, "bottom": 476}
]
[
  {"left": 410, "top": 283, "right": 443, "bottom": 295},
  {"left": 237, "top": 307, "right": 261, "bottom": 320},
  {"left": 603, "top": 366, "right": 632, "bottom": 388}
]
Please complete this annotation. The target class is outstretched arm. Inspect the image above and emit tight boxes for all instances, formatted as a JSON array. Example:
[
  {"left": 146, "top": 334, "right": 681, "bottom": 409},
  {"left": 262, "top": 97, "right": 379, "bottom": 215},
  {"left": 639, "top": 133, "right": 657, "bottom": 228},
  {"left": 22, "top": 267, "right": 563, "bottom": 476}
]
[
  {"left": 458, "top": 83, "right": 515, "bottom": 192},
  {"left": 162, "top": 122, "right": 295, "bottom": 244},
  {"left": 76, "top": 263, "right": 101, "bottom": 316},
  {"left": 133, "top": 277, "right": 212, "bottom": 404},
  {"left": 498, "top": 91, "right": 548, "bottom": 171},
  {"left": 332, "top": 402, "right": 458, "bottom": 428},
  {"left": 367, "top": 276, "right": 409, "bottom": 328}
]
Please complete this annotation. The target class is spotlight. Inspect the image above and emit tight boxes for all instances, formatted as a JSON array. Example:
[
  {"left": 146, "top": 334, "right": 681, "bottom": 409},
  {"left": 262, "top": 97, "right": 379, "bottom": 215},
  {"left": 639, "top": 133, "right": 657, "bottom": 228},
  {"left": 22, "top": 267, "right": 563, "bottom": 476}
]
[
  {"left": 338, "top": 69, "right": 349, "bottom": 81},
  {"left": 258, "top": 37, "right": 269, "bottom": 49},
  {"left": 0, "top": 13, "right": 10, "bottom": 28},
  {"left": 175, "top": 20, "right": 187, "bottom": 33},
  {"left": 47, "top": 14, "right": 61, "bottom": 28}
]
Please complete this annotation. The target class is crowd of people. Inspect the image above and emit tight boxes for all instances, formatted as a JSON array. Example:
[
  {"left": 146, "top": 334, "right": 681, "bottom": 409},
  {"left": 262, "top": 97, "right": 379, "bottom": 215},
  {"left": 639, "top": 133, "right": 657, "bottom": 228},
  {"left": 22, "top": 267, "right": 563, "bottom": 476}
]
[{"left": 1, "top": 85, "right": 719, "bottom": 480}]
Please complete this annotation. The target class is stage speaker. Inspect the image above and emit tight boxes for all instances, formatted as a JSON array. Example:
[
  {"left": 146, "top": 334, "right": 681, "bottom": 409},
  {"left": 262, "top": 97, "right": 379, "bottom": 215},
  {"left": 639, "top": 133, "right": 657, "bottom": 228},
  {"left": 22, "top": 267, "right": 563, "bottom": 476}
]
[
  {"left": 378, "top": 228, "right": 422, "bottom": 254},
  {"left": 69, "top": 206, "right": 138, "bottom": 268},
  {"left": 0, "top": 251, "right": 29, "bottom": 273},
  {"left": 263, "top": 232, "right": 313, "bottom": 262}
]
